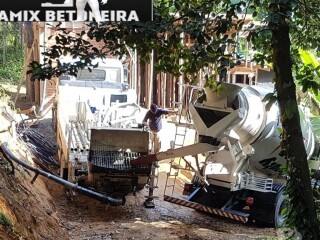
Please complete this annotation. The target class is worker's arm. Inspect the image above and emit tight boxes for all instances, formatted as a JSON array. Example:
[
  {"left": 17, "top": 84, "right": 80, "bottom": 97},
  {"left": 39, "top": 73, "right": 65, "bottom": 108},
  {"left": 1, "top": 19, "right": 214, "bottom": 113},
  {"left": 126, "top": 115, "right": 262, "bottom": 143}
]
[
  {"left": 167, "top": 109, "right": 177, "bottom": 115},
  {"left": 160, "top": 108, "right": 177, "bottom": 116},
  {"left": 142, "top": 111, "right": 150, "bottom": 126}
]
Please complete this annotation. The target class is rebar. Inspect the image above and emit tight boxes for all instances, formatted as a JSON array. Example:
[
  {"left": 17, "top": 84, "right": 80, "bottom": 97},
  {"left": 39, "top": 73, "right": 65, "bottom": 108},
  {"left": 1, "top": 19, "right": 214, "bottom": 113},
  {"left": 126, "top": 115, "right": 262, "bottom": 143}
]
[
  {"left": 17, "top": 126, "right": 59, "bottom": 168},
  {"left": 1, "top": 142, "right": 124, "bottom": 206}
]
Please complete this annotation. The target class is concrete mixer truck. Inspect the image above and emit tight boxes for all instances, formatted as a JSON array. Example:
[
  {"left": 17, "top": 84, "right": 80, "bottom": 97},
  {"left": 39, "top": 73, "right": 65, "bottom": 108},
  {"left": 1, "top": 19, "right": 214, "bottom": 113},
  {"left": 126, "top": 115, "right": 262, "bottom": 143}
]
[{"left": 131, "top": 83, "right": 320, "bottom": 227}]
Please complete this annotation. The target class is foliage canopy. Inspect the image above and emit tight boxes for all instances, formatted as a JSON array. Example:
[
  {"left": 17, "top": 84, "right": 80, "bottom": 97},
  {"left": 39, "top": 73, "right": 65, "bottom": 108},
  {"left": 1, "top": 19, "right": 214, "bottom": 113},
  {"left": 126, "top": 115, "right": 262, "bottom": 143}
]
[{"left": 28, "top": 0, "right": 320, "bottom": 238}]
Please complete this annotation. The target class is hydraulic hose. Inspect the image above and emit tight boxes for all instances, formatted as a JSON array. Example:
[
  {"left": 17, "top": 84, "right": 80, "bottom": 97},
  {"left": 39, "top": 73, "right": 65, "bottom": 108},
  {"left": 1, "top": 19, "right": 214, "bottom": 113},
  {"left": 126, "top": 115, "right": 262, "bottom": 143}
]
[{"left": 0, "top": 142, "right": 124, "bottom": 206}]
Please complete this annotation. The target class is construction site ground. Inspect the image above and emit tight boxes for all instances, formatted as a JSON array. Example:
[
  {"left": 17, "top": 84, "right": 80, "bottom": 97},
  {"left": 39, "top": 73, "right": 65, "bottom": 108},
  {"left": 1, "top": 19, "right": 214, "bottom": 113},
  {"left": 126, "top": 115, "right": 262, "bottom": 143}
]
[{"left": 0, "top": 85, "right": 280, "bottom": 240}]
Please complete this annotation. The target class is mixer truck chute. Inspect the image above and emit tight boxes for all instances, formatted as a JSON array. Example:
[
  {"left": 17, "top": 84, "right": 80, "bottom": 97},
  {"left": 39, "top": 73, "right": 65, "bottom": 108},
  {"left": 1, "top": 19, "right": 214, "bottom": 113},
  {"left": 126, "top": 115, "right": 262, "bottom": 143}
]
[{"left": 131, "top": 83, "right": 320, "bottom": 227}]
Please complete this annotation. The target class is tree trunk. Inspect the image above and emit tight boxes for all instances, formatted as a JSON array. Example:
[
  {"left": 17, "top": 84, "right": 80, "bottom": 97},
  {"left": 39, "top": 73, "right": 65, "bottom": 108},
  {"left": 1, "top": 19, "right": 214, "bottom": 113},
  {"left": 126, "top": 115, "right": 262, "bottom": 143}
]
[{"left": 272, "top": 19, "right": 320, "bottom": 239}]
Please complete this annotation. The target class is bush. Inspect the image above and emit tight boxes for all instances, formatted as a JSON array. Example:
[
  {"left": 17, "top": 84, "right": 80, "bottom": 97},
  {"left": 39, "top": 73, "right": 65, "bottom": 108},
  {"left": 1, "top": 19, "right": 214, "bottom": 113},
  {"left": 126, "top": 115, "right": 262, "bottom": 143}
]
[
  {"left": 0, "top": 22, "right": 24, "bottom": 85},
  {"left": 0, "top": 212, "right": 12, "bottom": 228},
  {"left": 0, "top": 51, "right": 24, "bottom": 84}
]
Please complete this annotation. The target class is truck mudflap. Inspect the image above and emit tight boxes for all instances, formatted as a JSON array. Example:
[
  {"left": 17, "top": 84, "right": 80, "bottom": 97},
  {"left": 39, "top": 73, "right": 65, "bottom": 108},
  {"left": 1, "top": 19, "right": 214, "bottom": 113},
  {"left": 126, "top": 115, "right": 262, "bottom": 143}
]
[{"left": 163, "top": 192, "right": 248, "bottom": 223}]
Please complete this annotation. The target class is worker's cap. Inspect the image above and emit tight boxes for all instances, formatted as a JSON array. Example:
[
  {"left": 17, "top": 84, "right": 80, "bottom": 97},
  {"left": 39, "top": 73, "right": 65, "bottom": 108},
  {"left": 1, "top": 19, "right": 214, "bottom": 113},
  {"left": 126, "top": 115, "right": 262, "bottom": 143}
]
[{"left": 150, "top": 103, "right": 158, "bottom": 113}]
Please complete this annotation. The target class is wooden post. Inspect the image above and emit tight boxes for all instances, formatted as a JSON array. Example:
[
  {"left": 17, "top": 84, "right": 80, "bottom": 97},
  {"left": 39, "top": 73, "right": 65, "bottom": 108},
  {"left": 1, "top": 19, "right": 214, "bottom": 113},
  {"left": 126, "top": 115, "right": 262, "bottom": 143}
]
[
  {"left": 147, "top": 50, "right": 154, "bottom": 108},
  {"left": 33, "top": 23, "right": 41, "bottom": 105},
  {"left": 14, "top": 45, "right": 33, "bottom": 104},
  {"left": 146, "top": 57, "right": 150, "bottom": 107},
  {"left": 168, "top": 75, "right": 173, "bottom": 108},
  {"left": 157, "top": 73, "right": 161, "bottom": 105}
]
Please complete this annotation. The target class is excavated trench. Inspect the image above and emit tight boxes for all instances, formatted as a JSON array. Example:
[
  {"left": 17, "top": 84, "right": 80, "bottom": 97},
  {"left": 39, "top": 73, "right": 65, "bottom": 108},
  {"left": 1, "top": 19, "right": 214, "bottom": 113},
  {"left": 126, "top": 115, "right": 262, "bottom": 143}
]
[{"left": 0, "top": 106, "right": 278, "bottom": 239}]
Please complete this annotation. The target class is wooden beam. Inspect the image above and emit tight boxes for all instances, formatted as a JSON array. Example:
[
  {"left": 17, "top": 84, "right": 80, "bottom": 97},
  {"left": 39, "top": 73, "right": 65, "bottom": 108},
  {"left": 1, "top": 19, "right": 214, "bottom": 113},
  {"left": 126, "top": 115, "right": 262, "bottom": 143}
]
[{"left": 14, "top": 46, "right": 33, "bottom": 104}]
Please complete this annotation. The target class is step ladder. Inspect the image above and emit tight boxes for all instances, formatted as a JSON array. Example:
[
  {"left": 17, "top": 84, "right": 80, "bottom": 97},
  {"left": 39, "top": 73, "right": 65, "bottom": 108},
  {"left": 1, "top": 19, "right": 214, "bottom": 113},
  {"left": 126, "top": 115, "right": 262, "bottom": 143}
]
[{"left": 164, "top": 84, "right": 201, "bottom": 195}]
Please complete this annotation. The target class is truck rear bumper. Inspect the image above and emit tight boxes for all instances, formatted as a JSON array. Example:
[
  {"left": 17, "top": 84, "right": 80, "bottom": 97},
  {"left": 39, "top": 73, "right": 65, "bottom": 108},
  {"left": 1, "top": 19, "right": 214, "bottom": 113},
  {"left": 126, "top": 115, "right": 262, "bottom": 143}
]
[{"left": 163, "top": 193, "right": 248, "bottom": 223}]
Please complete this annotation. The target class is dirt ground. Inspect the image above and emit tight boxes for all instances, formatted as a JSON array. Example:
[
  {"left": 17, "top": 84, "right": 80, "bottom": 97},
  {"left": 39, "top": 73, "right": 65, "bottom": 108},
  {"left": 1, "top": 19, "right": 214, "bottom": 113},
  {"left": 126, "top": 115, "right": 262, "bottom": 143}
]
[{"left": 0, "top": 87, "right": 279, "bottom": 240}]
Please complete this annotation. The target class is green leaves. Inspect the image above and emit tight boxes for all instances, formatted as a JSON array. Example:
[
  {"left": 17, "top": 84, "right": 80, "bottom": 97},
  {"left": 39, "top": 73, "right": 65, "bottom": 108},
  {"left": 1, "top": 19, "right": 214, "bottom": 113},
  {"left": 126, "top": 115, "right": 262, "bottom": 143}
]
[
  {"left": 28, "top": 0, "right": 243, "bottom": 83},
  {"left": 285, "top": 98, "right": 297, "bottom": 119},
  {"left": 296, "top": 49, "right": 320, "bottom": 95},
  {"left": 0, "top": 22, "right": 24, "bottom": 83},
  {"left": 203, "top": 75, "right": 226, "bottom": 95},
  {"left": 262, "top": 91, "right": 277, "bottom": 111},
  {"left": 299, "top": 49, "right": 320, "bottom": 69}
]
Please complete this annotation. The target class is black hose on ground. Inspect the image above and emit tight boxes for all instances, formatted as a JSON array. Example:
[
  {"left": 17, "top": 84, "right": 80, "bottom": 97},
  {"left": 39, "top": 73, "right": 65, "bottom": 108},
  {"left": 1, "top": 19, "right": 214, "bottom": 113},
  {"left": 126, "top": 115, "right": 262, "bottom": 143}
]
[{"left": 0, "top": 142, "right": 125, "bottom": 206}]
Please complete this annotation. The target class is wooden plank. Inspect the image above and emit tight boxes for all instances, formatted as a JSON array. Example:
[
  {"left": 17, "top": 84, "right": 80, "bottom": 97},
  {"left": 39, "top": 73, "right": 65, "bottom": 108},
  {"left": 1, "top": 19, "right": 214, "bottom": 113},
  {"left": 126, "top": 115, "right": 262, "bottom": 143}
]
[{"left": 14, "top": 46, "right": 33, "bottom": 104}]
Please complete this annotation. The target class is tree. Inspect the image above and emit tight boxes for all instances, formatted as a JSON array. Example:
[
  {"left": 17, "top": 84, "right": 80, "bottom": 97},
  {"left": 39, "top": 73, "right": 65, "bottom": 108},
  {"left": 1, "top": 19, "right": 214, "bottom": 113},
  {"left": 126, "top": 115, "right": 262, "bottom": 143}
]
[
  {"left": 245, "top": 0, "right": 320, "bottom": 238},
  {"left": 0, "top": 22, "right": 24, "bottom": 82},
  {"left": 28, "top": 1, "right": 242, "bottom": 83},
  {"left": 28, "top": 0, "right": 320, "bottom": 238},
  {"left": 273, "top": 12, "right": 319, "bottom": 240}
]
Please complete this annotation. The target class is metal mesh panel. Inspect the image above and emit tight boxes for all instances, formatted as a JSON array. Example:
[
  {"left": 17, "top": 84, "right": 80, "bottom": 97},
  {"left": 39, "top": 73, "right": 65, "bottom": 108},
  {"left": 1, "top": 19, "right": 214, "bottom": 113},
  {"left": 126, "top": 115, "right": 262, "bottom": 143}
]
[
  {"left": 89, "top": 145, "right": 150, "bottom": 172},
  {"left": 240, "top": 172, "right": 273, "bottom": 192}
]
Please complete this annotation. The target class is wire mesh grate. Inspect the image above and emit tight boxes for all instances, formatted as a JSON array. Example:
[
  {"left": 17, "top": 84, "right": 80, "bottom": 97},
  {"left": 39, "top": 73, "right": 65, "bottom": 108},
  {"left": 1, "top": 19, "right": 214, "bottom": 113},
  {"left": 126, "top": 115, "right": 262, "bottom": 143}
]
[{"left": 89, "top": 145, "right": 150, "bottom": 172}]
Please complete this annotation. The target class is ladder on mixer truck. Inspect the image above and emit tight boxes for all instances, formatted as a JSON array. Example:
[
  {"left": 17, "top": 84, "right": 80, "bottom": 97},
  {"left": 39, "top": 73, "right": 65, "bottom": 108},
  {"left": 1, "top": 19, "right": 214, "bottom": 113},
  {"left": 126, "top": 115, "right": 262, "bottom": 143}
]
[{"left": 164, "top": 84, "right": 203, "bottom": 196}]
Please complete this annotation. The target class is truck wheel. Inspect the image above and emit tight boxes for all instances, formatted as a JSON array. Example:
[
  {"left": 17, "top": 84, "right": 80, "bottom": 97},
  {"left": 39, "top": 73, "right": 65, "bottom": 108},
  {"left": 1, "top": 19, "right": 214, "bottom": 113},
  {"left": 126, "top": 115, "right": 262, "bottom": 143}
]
[
  {"left": 250, "top": 184, "right": 286, "bottom": 227},
  {"left": 274, "top": 191, "right": 287, "bottom": 228}
]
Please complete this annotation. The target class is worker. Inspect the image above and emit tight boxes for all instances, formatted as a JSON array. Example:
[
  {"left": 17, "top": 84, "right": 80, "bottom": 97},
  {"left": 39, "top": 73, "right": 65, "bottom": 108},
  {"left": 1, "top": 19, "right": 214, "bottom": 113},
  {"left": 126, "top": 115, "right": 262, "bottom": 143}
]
[
  {"left": 142, "top": 103, "right": 174, "bottom": 153},
  {"left": 142, "top": 104, "right": 175, "bottom": 208},
  {"left": 76, "top": 0, "right": 108, "bottom": 22}
]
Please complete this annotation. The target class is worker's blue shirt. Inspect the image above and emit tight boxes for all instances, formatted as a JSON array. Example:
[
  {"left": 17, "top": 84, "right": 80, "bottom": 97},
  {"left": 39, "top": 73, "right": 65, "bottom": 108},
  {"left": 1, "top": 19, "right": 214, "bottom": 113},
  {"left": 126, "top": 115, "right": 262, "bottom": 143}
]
[{"left": 143, "top": 109, "right": 168, "bottom": 132}]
